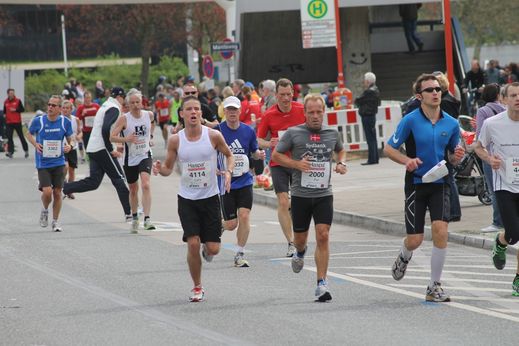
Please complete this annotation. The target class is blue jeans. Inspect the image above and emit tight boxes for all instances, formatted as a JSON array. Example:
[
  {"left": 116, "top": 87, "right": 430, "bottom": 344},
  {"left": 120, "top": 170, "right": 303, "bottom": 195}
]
[
  {"left": 361, "top": 115, "right": 379, "bottom": 164},
  {"left": 482, "top": 161, "right": 503, "bottom": 227},
  {"left": 402, "top": 20, "right": 422, "bottom": 52}
]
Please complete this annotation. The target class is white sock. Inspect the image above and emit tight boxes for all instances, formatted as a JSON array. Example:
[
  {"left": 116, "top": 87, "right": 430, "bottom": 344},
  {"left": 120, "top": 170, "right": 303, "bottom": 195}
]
[
  {"left": 237, "top": 246, "right": 244, "bottom": 253},
  {"left": 400, "top": 238, "right": 413, "bottom": 261},
  {"left": 430, "top": 246, "right": 447, "bottom": 288},
  {"left": 42, "top": 208, "right": 48, "bottom": 213}
]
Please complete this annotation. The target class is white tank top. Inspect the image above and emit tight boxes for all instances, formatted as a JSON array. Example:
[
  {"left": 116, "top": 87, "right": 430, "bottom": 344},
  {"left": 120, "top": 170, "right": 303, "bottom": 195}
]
[
  {"left": 177, "top": 126, "right": 219, "bottom": 200},
  {"left": 87, "top": 97, "right": 119, "bottom": 153},
  {"left": 65, "top": 115, "right": 78, "bottom": 149},
  {"left": 123, "top": 110, "right": 152, "bottom": 166}
]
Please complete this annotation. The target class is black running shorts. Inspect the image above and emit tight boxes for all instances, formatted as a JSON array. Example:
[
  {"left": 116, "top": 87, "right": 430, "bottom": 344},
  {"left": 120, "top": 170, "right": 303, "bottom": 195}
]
[
  {"left": 291, "top": 195, "right": 334, "bottom": 232},
  {"left": 124, "top": 157, "right": 152, "bottom": 184},
  {"left": 65, "top": 149, "right": 78, "bottom": 169},
  {"left": 495, "top": 190, "right": 519, "bottom": 245},
  {"left": 221, "top": 185, "right": 253, "bottom": 221},
  {"left": 178, "top": 194, "right": 222, "bottom": 243},
  {"left": 38, "top": 165, "right": 66, "bottom": 189},
  {"left": 405, "top": 183, "right": 451, "bottom": 234},
  {"left": 271, "top": 165, "right": 292, "bottom": 194}
]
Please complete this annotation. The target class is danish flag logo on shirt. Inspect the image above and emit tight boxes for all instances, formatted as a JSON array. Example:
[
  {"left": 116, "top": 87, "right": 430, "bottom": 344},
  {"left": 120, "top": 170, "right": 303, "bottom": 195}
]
[{"left": 310, "top": 134, "right": 321, "bottom": 142}]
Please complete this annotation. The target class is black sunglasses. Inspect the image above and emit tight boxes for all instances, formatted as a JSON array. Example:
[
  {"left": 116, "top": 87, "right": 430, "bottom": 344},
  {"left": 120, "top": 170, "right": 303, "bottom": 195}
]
[
  {"left": 184, "top": 91, "right": 197, "bottom": 95},
  {"left": 47, "top": 103, "right": 60, "bottom": 107},
  {"left": 420, "top": 87, "right": 442, "bottom": 93}
]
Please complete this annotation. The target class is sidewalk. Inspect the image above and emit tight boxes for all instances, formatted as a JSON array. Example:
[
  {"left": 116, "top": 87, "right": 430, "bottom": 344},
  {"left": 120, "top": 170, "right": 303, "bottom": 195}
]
[{"left": 253, "top": 156, "right": 517, "bottom": 254}]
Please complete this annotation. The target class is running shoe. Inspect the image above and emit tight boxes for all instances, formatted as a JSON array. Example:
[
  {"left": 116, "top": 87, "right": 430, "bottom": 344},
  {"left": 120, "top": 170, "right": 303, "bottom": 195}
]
[
  {"left": 51, "top": 220, "right": 63, "bottom": 232},
  {"left": 202, "top": 244, "right": 213, "bottom": 263},
  {"left": 234, "top": 252, "right": 249, "bottom": 267},
  {"left": 39, "top": 210, "right": 49, "bottom": 228},
  {"left": 189, "top": 286, "right": 205, "bottom": 302},
  {"left": 131, "top": 219, "right": 139, "bottom": 234},
  {"left": 480, "top": 224, "right": 502, "bottom": 233},
  {"left": 6, "top": 152, "right": 13, "bottom": 159},
  {"left": 315, "top": 280, "right": 332, "bottom": 302},
  {"left": 492, "top": 233, "right": 507, "bottom": 270},
  {"left": 513, "top": 276, "right": 519, "bottom": 297},
  {"left": 144, "top": 219, "right": 156, "bottom": 230},
  {"left": 125, "top": 214, "right": 133, "bottom": 223},
  {"left": 24, "top": 151, "right": 29, "bottom": 159},
  {"left": 291, "top": 246, "right": 307, "bottom": 273},
  {"left": 391, "top": 253, "right": 411, "bottom": 281},
  {"left": 64, "top": 193, "right": 75, "bottom": 200},
  {"left": 425, "top": 282, "right": 450, "bottom": 302},
  {"left": 286, "top": 242, "right": 296, "bottom": 257}
]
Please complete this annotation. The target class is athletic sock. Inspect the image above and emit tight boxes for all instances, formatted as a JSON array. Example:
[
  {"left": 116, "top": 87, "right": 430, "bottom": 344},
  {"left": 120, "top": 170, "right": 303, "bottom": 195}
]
[
  {"left": 430, "top": 246, "right": 447, "bottom": 288},
  {"left": 496, "top": 235, "right": 507, "bottom": 248},
  {"left": 237, "top": 246, "right": 244, "bottom": 253},
  {"left": 296, "top": 247, "right": 306, "bottom": 258},
  {"left": 132, "top": 213, "right": 138, "bottom": 220},
  {"left": 144, "top": 216, "right": 150, "bottom": 222},
  {"left": 317, "top": 278, "right": 326, "bottom": 285},
  {"left": 400, "top": 238, "right": 413, "bottom": 261}
]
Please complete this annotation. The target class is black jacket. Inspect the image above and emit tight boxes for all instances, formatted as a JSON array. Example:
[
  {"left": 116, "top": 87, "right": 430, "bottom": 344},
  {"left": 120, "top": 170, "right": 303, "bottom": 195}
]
[{"left": 355, "top": 85, "right": 381, "bottom": 116}]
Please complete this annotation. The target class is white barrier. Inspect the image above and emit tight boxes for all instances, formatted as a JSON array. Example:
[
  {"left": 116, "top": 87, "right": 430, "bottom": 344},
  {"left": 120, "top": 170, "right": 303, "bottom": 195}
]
[{"left": 323, "top": 105, "right": 402, "bottom": 151}]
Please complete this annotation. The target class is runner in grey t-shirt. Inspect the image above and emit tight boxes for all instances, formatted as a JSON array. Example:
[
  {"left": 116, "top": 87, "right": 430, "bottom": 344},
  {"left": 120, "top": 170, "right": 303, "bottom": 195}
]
[{"left": 272, "top": 94, "right": 347, "bottom": 302}]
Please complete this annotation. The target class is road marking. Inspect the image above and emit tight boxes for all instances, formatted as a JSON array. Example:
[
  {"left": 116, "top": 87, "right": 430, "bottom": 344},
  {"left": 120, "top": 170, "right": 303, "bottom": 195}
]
[
  {"left": 451, "top": 296, "right": 519, "bottom": 302},
  {"left": 489, "top": 308, "right": 519, "bottom": 314},
  {"left": 297, "top": 265, "right": 519, "bottom": 323},
  {"left": 329, "top": 266, "right": 514, "bottom": 277},
  {"left": 346, "top": 273, "right": 511, "bottom": 285},
  {"left": 389, "top": 283, "right": 511, "bottom": 293},
  {"left": 0, "top": 245, "right": 249, "bottom": 345},
  {"left": 149, "top": 221, "right": 183, "bottom": 232},
  {"left": 264, "top": 221, "right": 280, "bottom": 226},
  {"left": 330, "top": 249, "right": 398, "bottom": 256}
]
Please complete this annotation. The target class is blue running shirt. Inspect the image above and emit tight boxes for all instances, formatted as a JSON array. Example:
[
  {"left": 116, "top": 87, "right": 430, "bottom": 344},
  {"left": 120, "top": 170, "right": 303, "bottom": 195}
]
[
  {"left": 29, "top": 114, "right": 73, "bottom": 169},
  {"left": 387, "top": 107, "right": 459, "bottom": 184}
]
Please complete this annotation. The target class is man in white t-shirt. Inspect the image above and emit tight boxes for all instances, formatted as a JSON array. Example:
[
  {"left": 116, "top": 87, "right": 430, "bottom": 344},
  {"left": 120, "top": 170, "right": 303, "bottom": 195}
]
[{"left": 474, "top": 82, "right": 519, "bottom": 296}]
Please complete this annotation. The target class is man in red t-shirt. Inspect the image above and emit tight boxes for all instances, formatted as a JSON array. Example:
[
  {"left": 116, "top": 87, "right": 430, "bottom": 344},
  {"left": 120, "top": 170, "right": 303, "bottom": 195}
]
[
  {"left": 3, "top": 88, "right": 29, "bottom": 158},
  {"left": 76, "top": 91, "right": 100, "bottom": 149},
  {"left": 154, "top": 93, "right": 170, "bottom": 148},
  {"left": 257, "top": 78, "right": 305, "bottom": 257}
]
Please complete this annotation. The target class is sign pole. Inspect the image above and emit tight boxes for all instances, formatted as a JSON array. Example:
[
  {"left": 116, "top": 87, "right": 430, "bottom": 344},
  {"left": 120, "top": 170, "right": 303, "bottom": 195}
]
[
  {"left": 334, "top": 0, "right": 345, "bottom": 88},
  {"left": 442, "top": 0, "right": 455, "bottom": 94}
]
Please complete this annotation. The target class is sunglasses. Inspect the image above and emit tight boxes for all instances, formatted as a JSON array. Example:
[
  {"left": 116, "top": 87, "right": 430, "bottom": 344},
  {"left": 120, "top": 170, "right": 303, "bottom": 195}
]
[
  {"left": 47, "top": 103, "right": 60, "bottom": 107},
  {"left": 184, "top": 91, "right": 197, "bottom": 95},
  {"left": 420, "top": 87, "right": 442, "bottom": 93}
]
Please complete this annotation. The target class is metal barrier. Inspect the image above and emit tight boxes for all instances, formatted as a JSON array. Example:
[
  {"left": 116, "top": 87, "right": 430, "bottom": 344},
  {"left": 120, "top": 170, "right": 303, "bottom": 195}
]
[{"left": 323, "top": 105, "right": 402, "bottom": 151}]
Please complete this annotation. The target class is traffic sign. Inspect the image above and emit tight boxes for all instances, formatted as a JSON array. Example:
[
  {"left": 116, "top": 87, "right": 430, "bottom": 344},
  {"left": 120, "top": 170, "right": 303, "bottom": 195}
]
[
  {"left": 211, "top": 38, "right": 240, "bottom": 60},
  {"left": 300, "top": 0, "right": 337, "bottom": 49},
  {"left": 202, "top": 55, "right": 214, "bottom": 79}
]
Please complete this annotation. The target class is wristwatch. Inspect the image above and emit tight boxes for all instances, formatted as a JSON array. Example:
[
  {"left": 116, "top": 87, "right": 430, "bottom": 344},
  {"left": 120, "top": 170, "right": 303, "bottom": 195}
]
[{"left": 337, "top": 161, "right": 347, "bottom": 166}]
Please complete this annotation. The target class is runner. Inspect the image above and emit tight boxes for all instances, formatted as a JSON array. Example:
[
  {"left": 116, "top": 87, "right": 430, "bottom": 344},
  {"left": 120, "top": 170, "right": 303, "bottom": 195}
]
[
  {"left": 26, "top": 95, "right": 73, "bottom": 232},
  {"left": 474, "top": 82, "right": 519, "bottom": 296},
  {"left": 272, "top": 94, "right": 347, "bottom": 302},
  {"left": 219, "top": 96, "right": 265, "bottom": 267},
  {"left": 153, "top": 95, "right": 234, "bottom": 302},
  {"left": 384, "top": 74, "right": 464, "bottom": 302},
  {"left": 76, "top": 91, "right": 100, "bottom": 149},
  {"left": 61, "top": 100, "right": 82, "bottom": 199},
  {"left": 154, "top": 92, "right": 170, "bottom": 148},
  {"left": 257, "top": 78, "right": 306, "bottom": 257},
  {"left": 63, "top": 87, "right": 131, "bottom": 221},
  {"left": 3, "top": 88, "right": 29, "bottom": 159},
  {"left": 110, "top": 88, "right": 156, "bottom": 233}
]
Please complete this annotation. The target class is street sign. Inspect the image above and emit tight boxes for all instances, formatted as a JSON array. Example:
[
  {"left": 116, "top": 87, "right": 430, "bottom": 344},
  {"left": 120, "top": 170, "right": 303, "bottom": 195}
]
[
  {"left": 202, "top": 55, "right": 214, "bottom": 79},
  {"left": 211, "top": 38, "right": 240, "bottom": 60},
  {"left": 300, "top": 0, "right": 337, "bottom": 49}
]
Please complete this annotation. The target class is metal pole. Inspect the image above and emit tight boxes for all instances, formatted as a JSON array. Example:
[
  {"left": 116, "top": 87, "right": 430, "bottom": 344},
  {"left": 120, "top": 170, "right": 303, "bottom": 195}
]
[
  {"left": 61, "top": 14, "right": 68, "bottom": 77},
  {"left": 334, "top": 0, "right": 345, "bottom": 88},
  {"left": 442, "top": 0, "right": 455, "bottom": 94}
]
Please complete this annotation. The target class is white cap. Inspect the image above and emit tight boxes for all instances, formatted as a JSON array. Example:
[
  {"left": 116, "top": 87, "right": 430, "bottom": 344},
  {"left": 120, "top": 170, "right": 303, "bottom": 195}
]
[{"left": 223, "top": 96, "right": 241, "bottom": 109}]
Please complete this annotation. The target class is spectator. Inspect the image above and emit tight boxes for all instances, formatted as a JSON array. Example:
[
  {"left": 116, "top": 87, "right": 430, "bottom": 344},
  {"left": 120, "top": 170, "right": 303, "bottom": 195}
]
[
  {"left": 399, "top": 3, "right": 424, "bottom": 54},
  {"left": 355, "top": 72, "right": 381, "bottom": 165},
  {"left": 218, "top": 86, "right": 234, "bottom": 122}
]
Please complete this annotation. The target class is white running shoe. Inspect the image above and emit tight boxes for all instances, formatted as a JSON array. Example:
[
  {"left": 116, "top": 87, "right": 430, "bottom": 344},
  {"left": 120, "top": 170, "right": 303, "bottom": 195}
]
[
  {"left": 480, "top": 224, "right": 503, "bottom": 233},
  {"left": 286, "top": 242, "right": 296, "bottom": 257},
  {"left": 131, "top": 219, "right": 139, "bottom": 234},
  {"left": 144, "top": 219, "right": 156, "bottom": 230},
  {"left": 234, "top": 252, "right": 249, "bottom": 267},
  {"left": 189, "top": 286, "right": 204, "bottom": 302},
  {"left": 315, "top": 280, "right": 332, "bottom": 302},
  {"left": 39, "top": 210, "right": 49, "bottom": 228},
  {"left": 202, "top": 244, "right": 213, "bottom": 262},
  {"left": 51, "top": 220, "right": 62, "bottom": 232}
]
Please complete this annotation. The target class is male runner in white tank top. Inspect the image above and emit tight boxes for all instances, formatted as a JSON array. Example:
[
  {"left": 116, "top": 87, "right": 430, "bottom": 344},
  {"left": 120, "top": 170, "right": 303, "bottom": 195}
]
[
  {"left": 153, "top": 96, "right": 234, "bottom": 302},
  {"left": 111, "top": 88, "right": 156, "bottom": 233}
]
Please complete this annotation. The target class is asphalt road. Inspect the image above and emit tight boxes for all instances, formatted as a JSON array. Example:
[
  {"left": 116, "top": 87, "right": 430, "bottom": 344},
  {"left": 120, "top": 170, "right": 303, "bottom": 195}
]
[{"left": 1, "top": 143, "right": 519, "bottom": 345}]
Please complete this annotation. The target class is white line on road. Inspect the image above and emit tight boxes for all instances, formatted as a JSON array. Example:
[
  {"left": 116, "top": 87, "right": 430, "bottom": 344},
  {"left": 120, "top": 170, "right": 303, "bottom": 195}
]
[
  {"left": 346, "top": 273, "right": 511, "bottom": 285},
  {"left": 389, "top": 283, "right": 511, "bottom": 293},
  {"left": 329, "top": 266, "right": 514, "bottom": 277}
]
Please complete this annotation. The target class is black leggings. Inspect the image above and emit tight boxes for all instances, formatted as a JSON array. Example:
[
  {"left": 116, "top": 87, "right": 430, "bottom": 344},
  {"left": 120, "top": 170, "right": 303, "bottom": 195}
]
[
  {"left": 6, "top": 123, "right": 29, "bottom": 154},
  {"left": 63, "top": 150, "right": 130, "bottom": 216},
  {"left": 495, "top": 190, "right": 519, "bottom": 245}
]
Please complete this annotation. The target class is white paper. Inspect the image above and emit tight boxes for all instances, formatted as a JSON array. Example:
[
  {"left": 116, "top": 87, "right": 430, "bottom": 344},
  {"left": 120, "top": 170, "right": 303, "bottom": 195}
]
[{"left": 422, "top": 160, "right": 448, "bottom": 183}]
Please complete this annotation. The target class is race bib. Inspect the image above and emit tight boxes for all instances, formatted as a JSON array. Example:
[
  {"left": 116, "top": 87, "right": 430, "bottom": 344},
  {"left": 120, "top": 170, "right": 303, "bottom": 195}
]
[
  {"left": 129, "top": 136, "right": 149, "bottom": 157},
  {"left": 301, "top": 161, "right": 330, "bottom": 189},
  {"left": 84, "top": 116, "right": 95, "bottom": 127},
  {"left": 181, "top": 161, "right": 211, "bottom": 189},
  {"left": 43, "top": 140, "right": 62, "bottom": 158},
  {"left": 232, "top": 154, "right": 250, "bottom": 177},
  {"left": 505, "top": 157, "right": 519, "bottom": 185},
  {"left": 160, "top": 108, "right": 169, "bottom": 116}
]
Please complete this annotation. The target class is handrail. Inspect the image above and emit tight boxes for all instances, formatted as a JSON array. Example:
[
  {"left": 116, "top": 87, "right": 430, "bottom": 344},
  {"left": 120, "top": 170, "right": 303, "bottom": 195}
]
[{"left": 369, "top": 19, "right": 443, "bottom": 33}]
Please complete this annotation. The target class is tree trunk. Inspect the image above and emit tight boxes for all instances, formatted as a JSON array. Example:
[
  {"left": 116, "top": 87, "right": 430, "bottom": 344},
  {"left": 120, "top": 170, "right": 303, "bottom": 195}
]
[
  {"left": 472, "top": 39, "right": 482, "bottom": 61},
  {"left": 140, "top": 49, "right": 151, "bottom": 98},
  {"left": 197, "top": 48, "right": 204, "bottom": 81}
]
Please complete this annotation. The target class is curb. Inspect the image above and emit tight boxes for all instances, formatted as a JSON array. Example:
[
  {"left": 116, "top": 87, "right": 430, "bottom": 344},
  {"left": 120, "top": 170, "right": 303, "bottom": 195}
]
[{"left": 253, "top": 191, "right": 518, "bottom": 255}]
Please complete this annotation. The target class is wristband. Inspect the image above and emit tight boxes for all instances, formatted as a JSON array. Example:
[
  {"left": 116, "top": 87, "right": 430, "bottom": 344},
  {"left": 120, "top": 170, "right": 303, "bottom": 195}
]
[{"left": 337, "top": 161, "right": 346, "bottom": 166}]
